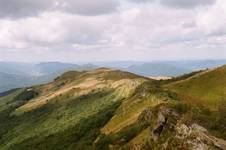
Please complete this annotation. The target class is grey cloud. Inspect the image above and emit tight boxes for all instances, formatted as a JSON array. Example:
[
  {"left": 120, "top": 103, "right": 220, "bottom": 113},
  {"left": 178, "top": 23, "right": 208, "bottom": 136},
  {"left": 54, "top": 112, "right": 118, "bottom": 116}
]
[
  {"left": 0, "top": 0, "right": 118, "bottom": 18},
  {"left": 159, "top": 0, "right": 216, "bottom": 8},
  {"left": 0, "top": 0, "right": 55, "bottom": 18},
  {"left": 128, "top": 0, "right": 154, "bottom": 3},
  {"left": 58, "top": 0, "right": 118, "bottom": 16},
  {"left": 128, "top": 0, "right": 216, "bottom": 8}
]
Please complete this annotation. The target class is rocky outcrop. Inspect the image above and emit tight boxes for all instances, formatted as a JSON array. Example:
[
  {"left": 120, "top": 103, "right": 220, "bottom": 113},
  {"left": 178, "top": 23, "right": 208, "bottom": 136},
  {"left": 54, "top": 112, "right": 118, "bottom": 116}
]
[
  {"left": 137, "top": 104, "right": 226, "bottom": 150},
  {"left": 174, "top": 123, "right": 226, "bottom": 150}
]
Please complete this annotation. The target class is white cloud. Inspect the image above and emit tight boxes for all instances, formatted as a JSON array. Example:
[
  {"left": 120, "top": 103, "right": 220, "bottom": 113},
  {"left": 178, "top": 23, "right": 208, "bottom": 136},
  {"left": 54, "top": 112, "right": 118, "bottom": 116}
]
[
  {"left": 196, "top": 0, "right": 226, "bottom": 35},
  {"left": 0, "top": 11, "right": 114, "bottom": 49},
  {"left": 0, "top": 0, "right": 226, "bottom": 62}
]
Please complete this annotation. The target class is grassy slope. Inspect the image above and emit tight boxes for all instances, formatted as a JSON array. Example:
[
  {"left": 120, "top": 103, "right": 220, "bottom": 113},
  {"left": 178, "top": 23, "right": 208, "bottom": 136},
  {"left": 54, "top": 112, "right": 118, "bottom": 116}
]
[
  {"left": 101, "top": 81, "right": 165, "bottom": 135},
  {"left": 166, "top": 65, "right": 226, "bottom": 109},
  {"left": 1, "top": 67, "right": 226, "bottom": 149},
  {"left": 0, "top": 68, "right": 149, "bottom": 149},
  {"left": 164, "top": 65, "right": 226, "bottom": 139}
]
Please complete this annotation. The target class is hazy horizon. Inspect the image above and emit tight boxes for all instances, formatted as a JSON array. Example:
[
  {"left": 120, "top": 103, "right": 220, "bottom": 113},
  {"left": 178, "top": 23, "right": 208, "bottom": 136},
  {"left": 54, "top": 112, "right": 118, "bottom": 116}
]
[{"left": 1, "top": 59, "right": 226, "bottom": 64}]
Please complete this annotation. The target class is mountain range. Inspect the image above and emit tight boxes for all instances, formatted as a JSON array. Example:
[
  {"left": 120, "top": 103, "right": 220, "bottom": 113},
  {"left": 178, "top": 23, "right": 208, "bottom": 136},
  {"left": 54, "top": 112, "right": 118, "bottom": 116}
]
[
  {"left": 0, "top": 60, "right": 226, "bottom": 93},
  {"left": 0, "top": 65, "right": 226, "bottom": 149}
]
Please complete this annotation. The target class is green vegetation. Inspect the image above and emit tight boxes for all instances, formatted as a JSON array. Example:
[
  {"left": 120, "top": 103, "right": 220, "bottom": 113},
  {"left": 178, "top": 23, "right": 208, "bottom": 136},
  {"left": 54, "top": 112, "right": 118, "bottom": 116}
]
[
  {"left": 1, "top": 66, "right": 226, "bottom": 149},
  {"left": 0, "top": 69, "right": 144, "bottom": 149},
  {"left": 165, "top": 65, "right": 226, "bottom": 139},
  {"left": 172, "top": 101, "right": 226, "bottom": 139},
  {"left": 102, "top": 70, "right": 142, "bottom": 81},
  {"left": 96, "top": 121, "right": 149, "bottom": 149},
  {"left": 9, "top": 101, "right": 121, "bottom": 150},
  {"left": 0, "top": 88, "right": 122, "bottom": 149},
  {"left": 159, "top": 69, "right": 204, "bottom": 85},
  {"left": 166, "top": 65, "right": 226, "bottom": 109}
]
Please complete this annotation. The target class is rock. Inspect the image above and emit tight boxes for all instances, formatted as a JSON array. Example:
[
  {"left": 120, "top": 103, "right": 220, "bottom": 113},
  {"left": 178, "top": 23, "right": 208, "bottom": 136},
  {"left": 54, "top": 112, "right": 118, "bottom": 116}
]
[
  {"left": 138, "top": 107, "right": 152, "bottom": 123},
  {"left": 176, "top": 124, "right": 191, "bottom": 138},
  {"left": 191, "top": 124, "right": 208, "bottom": 133}
]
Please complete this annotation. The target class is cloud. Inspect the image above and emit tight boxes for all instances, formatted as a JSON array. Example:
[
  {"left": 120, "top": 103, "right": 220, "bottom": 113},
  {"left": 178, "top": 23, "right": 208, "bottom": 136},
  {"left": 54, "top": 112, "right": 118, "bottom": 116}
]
[
  {"left": 57, "top": 0, "right": 118, "bottom": 16},
  {"left": 196, "top": 0, "right": 226, "bottom": 35},
  {"left": 128, "top": 0, "right": 216, "bottom": 8},
  {"left": 128, "top": 0, "right": 154, "bottom": 3},
  {"left": 0, "top": 0, "right": 216, "bottom": 19},
  {"left": 159, "top": 0, "right": 216, "bottom": 8},
  {"left": 0, "top": 0, "right": 118, "bottom": 18},
  {"left": 0, "top": 0, "right": 226, "bottom": 62},
  {"left": 0, "top": 11, "right": 115, "bottom": 49},
  {"left": 0, "top": 0, "right": 55, "bottom": 18}
]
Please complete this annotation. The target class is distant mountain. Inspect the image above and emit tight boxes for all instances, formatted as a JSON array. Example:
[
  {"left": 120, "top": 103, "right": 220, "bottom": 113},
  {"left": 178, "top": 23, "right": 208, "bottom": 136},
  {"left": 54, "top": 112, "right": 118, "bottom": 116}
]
[
  {"left": 165, "top": 59, "right": 226, "bottom": 70},
  {"left": 125, "top": 63, "right": 191, "bottom": 76},
  {"left": 93, "top": 61, "right": 144, "bottom": 68},
  {"left": 93, "top": 60, "right": 226, "bottom": 77},
  {"left": 0, "top": 60, "right": 226, "bottom": 92},
  {"left": 0, "top": 62, "right": 35, "bottom": 75},
  {"left": 0, "top": 62, "right": 97, "bottom": 92},
  {"left": 35, "top": 62, "right": 79, "bottom": 75},
  {"left": 0, "top": 72, "right": 31, "bottom": 92}
]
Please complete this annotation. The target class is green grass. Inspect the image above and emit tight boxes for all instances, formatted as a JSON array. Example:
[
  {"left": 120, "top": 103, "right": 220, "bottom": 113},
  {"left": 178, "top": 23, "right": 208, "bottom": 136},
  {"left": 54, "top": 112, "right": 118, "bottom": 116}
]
[
  {"left": 95, "top": 119, "right": 149, "bottom": 149},
  {"left": 164, "top": 66, "right": 226, "bottom": 139},
  {"left": 167, "top": 65, "right": 226, "bottom": 109},
  {"left": 1, "top": 67, "right": 226, "bottom": 149},
  {"left": 101, "top": 81, "right": 173, "bottom": 134},
  {"left": 0, "top": 69, "right": 147, "bottom": 149},
  {"left": 171, "top": 101, "right": 226, "bottom": 139},
  {"left": 0, "top": 89, "right": 25, "bottom": 112},
  {"left": 102, "top": 70, "right": 143, "bottom": 81},
  {"left": 0, "top": 88, "right": 124, "bottom": 149},
  {"left": 9, "top": 101, "right": 121, "bottom": 150}
]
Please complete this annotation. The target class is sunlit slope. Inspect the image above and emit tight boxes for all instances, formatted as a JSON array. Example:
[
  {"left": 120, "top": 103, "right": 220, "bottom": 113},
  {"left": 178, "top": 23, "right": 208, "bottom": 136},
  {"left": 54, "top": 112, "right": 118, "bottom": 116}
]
[
  {"left": 101, "top": 81, "right": 165, "bottom": 135},
  {"left": 0, "top": 68, "right": 148, "bottom": 149},
  {"left": 1, "top": 67, "right": 226, "bottom": 150},
  {"left": 166, "top": 65, "right": 226, "bottom": 109}
]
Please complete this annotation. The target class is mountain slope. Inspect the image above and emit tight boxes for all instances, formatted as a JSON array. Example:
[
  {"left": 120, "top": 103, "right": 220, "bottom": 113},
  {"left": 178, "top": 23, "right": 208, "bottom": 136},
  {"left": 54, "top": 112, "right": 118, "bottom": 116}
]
[
  {"left": 0, "top": 68, "right": 226, "bottom": 150},
  {"left": 166, "top": 65, "right": 226, "bottom": 109},
  {"left": 0, "top": 68, "right": 150, "bottom": 149}
]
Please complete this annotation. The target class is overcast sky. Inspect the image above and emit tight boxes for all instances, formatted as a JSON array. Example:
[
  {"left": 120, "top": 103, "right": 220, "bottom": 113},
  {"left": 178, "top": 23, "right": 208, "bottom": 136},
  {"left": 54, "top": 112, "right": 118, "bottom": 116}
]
[{"left": 0, "top": 0, "right": 226, "bottom": 62}]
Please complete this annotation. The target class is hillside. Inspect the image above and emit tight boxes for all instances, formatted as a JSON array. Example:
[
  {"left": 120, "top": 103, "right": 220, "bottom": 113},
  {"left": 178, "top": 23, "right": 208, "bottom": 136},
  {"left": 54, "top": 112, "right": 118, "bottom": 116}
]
[
  {"left": 166, "top": 65, "right": 226, "bottom": 109},
  {"left": 0, "top": 68, "right": 226, "bottom": 150}
]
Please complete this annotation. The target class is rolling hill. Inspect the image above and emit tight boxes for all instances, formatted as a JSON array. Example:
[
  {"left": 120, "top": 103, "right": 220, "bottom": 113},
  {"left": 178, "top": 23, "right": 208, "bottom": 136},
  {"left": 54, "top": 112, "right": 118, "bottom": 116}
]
[
  {"left": 0, "top": 67, "right": 226, "bottom": 149},
  {"left": 166, "top": 65, "right": 226, "bottom": 110}
]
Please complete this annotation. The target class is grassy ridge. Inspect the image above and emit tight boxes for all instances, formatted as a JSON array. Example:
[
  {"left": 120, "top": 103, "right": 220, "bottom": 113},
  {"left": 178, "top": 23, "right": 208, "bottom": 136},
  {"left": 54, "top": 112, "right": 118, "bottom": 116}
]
[
  {"left": 166, "top": 66, "right": 226, "bottom": 109},
  {"left": 165, "top": 66, "right": 226, "bottom": 139},
  {"left": 0, "top": 69, "right": 146, "bottom": 149},
  {"left": 1, "top": 67, "right": 226, "bottom": 149}
]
